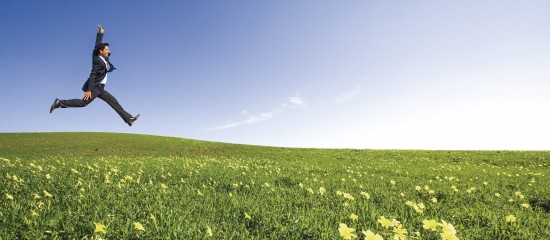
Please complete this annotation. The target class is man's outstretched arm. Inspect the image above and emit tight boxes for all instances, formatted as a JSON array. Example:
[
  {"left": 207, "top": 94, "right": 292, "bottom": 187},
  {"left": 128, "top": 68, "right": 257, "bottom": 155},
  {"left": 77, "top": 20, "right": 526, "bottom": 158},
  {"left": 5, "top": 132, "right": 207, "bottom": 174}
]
[{"left": 95, "top": 24, "right": 105, "bottom": 47}]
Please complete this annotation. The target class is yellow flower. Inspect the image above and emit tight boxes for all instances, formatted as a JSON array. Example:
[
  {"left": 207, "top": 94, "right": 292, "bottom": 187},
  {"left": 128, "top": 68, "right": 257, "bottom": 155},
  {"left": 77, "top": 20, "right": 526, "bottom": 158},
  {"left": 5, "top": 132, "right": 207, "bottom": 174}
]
[
  {"left": 299, "top": 183, "right": 304, "bottom": 188},
  {"left": 495, "top": 192, "right": 501, "bottom": 197},
  {"left": 161, "top": 183, "right": 168, "bottom": 190},
  {"left": 521, "top": 203, "right": 530, "bottom": 208},
  {"left": 94, "top": 222, "right": 107, "bottom": 234},
  {"left": 5, "top": 193, "right": 14, "bottom": 200},
  {"left": 338, "top": 223, "right": 356, "bottom": 240},
  {"left": 506, "top": 214, "right": 516, "bottom": 222},
  {"left": 244, "top": 212, "right": 251, "bottom": 220},
  {"left": 43, "top": 190, "right": 53, "bottom": 198},
  {"left": 390, "top": 180, "right": 396, "bottom": 185},
  {"left": 206, "top": 226, "right": 213, "bottom": 237},
  {"left": 422, "top": 219, "right": 438, "bottom": 231},
  {"left": 393, "top": 225, "right": 407, "bottom": 240},
  {"left": 319, "top": 187, "right": 326, "bottom": 195},
  {"left": 441, "top": 232, "right": 459, "bottom": 240},
  {"left": 45, "top": 174, "right": 51, "bottom": 180},
  {"left": 415, "top": 186, "right": 421, "bottom": 191},
  {"left": 378, "top": 216, "right": 394, "bottom": 228},
  {"left": 307, "top": 188, "right": 314, "bottom": 194},
  {"left": 439, "top": 220, "right": 456, "bottom": 235},
  {"left": 343, "top": 193, "right": 355, "bottom": 201},
  {"left": 350, "top": 213, "right": 358, "bottom": 221},
  {"left": 361, "top": 192, "right": 370, "bottom": 199},
  {"left": 336, "top": 191, "right": 343, "bottom": 196},
  {"left": 31, "top": 210, "right": 39, "bottom": 217},
  {"left": 362, "top": 230, "right": 383, "bottom": 240},
  {"left": 392, "top": 219, "right": 401, "bottom": 227},
  {"left": 431, "top": 197, "right": 437, "bottom": 203},
  {"left": 133, "top": 222, "right": 145, "bottom": 231}
]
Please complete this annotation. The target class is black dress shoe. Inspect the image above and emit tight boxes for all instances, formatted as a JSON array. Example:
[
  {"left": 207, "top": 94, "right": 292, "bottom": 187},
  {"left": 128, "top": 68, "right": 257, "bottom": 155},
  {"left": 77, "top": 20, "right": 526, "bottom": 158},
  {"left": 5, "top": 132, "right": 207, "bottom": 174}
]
[
  {"left": 50, "top": 98, "right": 60, "bottom": 113},
  {"left": 128, "top": 114, "right": 140, "bottom": 126}
]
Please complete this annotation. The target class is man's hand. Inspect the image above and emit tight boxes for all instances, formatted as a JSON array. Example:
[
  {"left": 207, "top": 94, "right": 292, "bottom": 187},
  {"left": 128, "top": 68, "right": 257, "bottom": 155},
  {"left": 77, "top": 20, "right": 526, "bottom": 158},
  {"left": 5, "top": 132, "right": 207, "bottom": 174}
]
[
  {"left": 83, "top": 91, "right": 92, "bottom": 101},
  {"left": 98, "top": 24, "right": 105, "bottom": 34}
]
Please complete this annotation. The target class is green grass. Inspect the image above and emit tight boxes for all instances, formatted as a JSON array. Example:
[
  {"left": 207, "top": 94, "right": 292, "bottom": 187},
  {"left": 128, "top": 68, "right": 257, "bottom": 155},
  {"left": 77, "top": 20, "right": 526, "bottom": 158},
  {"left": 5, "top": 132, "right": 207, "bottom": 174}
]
[{"left": 1, "top": 132, "right": 549, "bottom": 239}]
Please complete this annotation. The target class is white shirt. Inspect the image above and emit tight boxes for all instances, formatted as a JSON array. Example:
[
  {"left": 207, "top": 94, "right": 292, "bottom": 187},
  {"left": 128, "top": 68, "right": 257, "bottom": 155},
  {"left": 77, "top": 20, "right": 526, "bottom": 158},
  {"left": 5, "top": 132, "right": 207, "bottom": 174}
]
[{"left": 99, "top": 56, "right": 109, "bottom": 85}]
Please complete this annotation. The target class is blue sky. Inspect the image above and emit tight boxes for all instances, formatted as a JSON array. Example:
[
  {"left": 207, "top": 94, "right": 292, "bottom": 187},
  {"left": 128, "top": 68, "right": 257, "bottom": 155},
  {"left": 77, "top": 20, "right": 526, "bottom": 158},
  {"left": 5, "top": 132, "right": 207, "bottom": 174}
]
[{"left": 1, "top": 1, "right": 549, "bottom": 150}]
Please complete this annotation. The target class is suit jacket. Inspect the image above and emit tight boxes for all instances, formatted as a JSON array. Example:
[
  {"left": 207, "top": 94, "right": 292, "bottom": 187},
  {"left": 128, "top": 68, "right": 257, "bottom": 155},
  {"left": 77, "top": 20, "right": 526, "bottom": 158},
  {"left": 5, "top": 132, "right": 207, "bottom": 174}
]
[{"left": 82, "top": 33, "right": 116, "bottom": 92}]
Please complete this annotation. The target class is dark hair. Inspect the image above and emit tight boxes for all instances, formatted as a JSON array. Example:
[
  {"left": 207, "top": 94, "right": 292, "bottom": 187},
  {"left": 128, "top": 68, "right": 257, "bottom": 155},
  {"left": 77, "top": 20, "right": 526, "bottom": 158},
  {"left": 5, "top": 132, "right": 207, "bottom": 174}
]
[{"left": 94, "top": 43, "right": 110, "bottom": 56}]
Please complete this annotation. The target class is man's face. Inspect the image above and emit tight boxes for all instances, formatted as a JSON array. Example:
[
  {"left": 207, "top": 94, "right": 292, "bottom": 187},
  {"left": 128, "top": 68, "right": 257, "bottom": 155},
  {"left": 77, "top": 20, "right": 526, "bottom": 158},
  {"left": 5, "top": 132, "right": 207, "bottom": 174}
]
[{"left": 99, "top": 46, "right": 110, "bottom": 58}]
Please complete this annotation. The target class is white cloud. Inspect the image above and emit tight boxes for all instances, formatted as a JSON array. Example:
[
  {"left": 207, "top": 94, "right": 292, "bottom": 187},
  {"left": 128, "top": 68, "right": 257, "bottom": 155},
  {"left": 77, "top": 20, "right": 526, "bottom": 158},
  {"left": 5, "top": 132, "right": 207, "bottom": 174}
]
[
  {"left": 289, "top": 96, "right": 305, "bottom": 107},
  {"left": 205, "top": 95, "right": 303, "bottom": 131},
  {"left": 205, "top": 84, "right": 361, "bottom": 131},
  {"left": 334, "top": 84, "right": 362, "bottom": 103}
]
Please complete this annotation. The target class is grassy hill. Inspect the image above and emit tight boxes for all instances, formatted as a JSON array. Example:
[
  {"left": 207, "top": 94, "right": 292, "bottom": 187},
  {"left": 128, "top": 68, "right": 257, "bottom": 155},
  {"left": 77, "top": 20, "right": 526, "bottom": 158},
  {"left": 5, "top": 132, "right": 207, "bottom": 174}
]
[
  {"left": 2, "top": 132, "right": 545, "bottom": 164},
  {"left": 0, "top": 132, "right": 275, "bottom": 159},
  {"left": 1, "top": 132, "right": 549, "bottom": 239}
]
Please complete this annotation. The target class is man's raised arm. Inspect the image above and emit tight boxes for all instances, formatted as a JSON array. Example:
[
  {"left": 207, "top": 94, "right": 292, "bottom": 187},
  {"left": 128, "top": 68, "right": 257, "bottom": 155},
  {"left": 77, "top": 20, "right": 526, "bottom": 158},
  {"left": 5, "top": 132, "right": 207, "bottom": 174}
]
[{"left": 94, "top": 24, "right": 105, "bottom": 50}]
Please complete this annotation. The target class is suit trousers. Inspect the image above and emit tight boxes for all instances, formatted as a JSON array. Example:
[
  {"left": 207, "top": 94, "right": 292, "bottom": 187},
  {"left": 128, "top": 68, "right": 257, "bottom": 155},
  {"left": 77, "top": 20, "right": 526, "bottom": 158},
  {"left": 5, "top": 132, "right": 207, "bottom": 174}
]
[{"left": 59, "top": 84, "right": 132, "bottom": 123}]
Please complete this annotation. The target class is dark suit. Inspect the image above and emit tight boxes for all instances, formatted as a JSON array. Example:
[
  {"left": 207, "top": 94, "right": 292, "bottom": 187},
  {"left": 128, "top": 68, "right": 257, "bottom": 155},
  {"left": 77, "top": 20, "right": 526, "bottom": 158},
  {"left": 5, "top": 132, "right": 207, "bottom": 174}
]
[
  {"left": 58, "top": 32, "right": 132, "bottom": 124},
  {"left": 82, "top": 33, "right": 116, "bottom": 92}
]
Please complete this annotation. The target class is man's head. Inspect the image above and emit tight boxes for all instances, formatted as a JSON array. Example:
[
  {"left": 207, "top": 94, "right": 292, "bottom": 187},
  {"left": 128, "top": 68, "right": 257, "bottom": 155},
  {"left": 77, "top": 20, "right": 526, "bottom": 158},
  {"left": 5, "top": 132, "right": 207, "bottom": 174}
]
[{"left": 95, "top": 43, "right": 111, "bottom": 57}]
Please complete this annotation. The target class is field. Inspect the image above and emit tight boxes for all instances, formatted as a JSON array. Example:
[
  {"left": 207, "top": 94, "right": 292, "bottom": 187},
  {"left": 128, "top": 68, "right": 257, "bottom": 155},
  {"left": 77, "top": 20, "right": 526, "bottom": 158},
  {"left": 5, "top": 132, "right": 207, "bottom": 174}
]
[{"left": 1, "top": 132, "right": 549, "bottom": 239}]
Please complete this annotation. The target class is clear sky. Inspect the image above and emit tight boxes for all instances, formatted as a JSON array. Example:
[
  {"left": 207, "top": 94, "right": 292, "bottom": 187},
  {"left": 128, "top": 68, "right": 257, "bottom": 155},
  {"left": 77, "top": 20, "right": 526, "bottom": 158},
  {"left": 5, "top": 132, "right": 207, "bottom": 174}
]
[{"left": 1, "top": 1, "right": 549, "bottom": 150}]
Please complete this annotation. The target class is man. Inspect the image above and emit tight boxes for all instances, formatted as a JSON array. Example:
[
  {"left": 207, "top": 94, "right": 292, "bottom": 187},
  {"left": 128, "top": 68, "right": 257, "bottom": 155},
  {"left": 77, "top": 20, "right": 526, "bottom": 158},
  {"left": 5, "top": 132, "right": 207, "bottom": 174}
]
[{"left": 50, "top": 24, "right": 139, "bottom": 126}]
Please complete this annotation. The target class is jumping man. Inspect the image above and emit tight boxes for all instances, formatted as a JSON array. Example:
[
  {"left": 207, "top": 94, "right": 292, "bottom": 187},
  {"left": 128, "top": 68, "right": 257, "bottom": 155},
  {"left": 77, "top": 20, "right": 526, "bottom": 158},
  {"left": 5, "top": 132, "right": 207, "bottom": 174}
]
[{"left": 50, "top": 24, "right": 139, "bottom": 126}]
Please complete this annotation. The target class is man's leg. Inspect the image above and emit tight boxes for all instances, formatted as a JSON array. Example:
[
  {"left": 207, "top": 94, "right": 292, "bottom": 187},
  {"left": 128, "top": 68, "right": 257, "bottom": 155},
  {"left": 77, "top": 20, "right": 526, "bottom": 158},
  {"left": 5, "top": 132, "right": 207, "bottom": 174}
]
[
  {"left": 98, "top": 90, "right": 132, "bottom": 123},
  {"left": 58, "top": 87, "right": 100, "bottom": 108}
]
